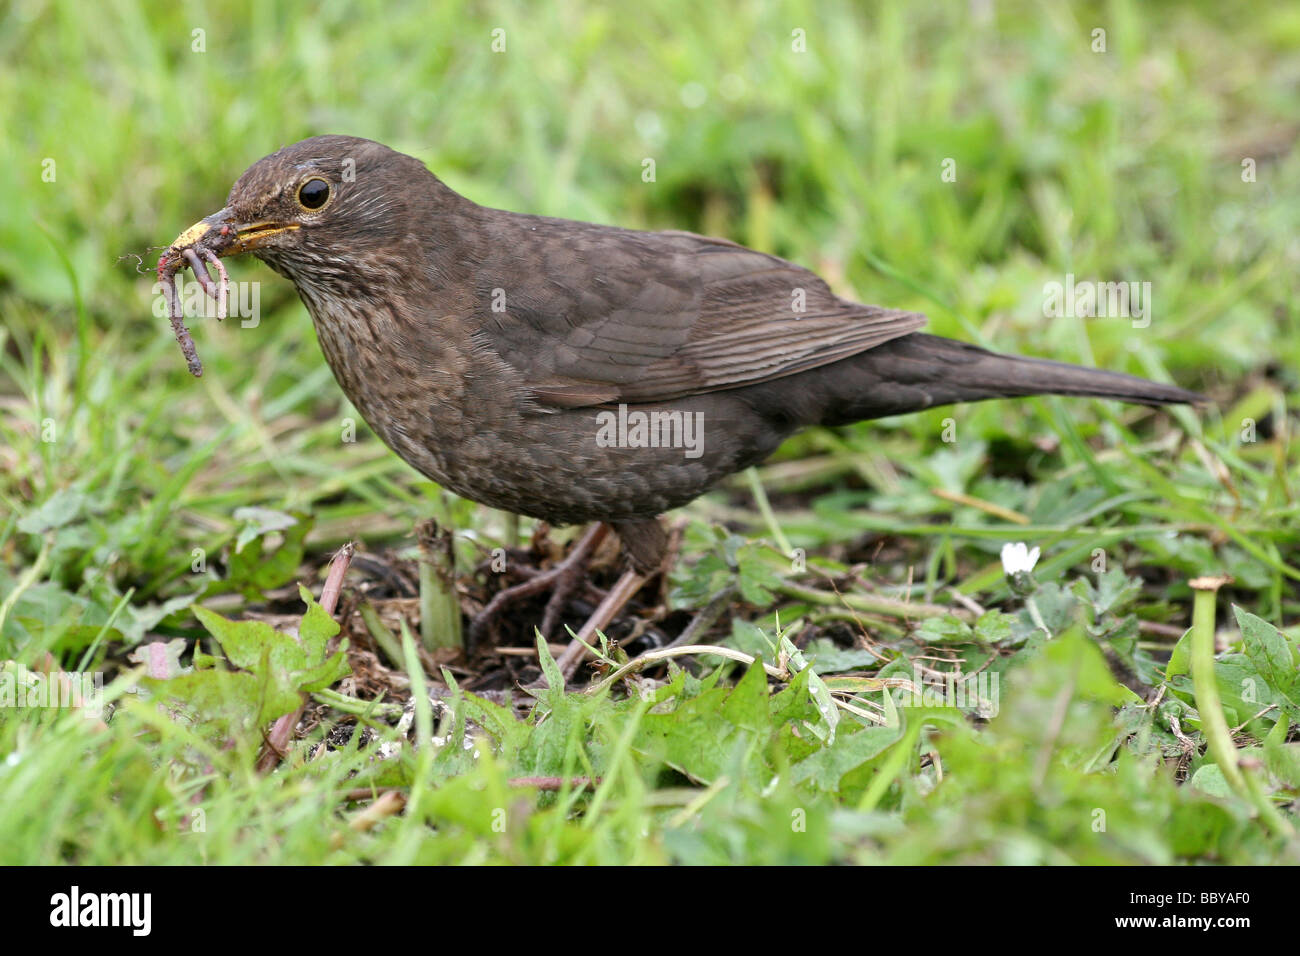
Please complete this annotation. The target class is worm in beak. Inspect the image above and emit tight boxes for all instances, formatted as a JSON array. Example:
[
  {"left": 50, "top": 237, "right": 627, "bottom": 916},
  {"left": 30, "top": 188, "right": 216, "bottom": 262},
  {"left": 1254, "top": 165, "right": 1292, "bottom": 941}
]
[{"left": 157, "top": 217, "right": 236, "bottom": 377}]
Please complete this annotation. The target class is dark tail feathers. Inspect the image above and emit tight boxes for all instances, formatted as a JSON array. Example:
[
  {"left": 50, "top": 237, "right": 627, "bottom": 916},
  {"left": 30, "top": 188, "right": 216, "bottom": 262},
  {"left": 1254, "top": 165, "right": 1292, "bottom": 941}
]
[{"left": 751, "top": 332, "right": 1205, "bottom": 427}]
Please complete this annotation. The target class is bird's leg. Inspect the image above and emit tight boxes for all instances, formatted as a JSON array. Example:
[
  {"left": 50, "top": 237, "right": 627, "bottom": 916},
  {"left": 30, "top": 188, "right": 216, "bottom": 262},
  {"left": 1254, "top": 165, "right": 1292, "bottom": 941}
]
[{"left": 469, "top": 522, "right": 610, "bottom": 648}]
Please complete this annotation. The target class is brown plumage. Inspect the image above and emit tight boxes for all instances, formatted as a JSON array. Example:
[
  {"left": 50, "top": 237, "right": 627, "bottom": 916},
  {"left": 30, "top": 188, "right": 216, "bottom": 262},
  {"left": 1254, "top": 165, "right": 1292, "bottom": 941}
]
[{"left": 162, "top": 135, "right": 1201, "bottom": 576}]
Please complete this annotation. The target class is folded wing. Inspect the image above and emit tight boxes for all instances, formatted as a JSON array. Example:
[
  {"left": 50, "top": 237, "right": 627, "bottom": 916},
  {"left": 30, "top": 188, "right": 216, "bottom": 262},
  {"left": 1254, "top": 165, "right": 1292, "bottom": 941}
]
[{"left": 470, "top": 219, "right": 925, "bottom": 408}]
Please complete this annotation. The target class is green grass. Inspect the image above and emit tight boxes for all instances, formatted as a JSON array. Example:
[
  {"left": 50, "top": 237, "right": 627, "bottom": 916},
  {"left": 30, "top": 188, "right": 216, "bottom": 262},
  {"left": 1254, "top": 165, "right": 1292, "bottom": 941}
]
[{"left": 1, "top": 0, "right": 1299, "bottom": 864}]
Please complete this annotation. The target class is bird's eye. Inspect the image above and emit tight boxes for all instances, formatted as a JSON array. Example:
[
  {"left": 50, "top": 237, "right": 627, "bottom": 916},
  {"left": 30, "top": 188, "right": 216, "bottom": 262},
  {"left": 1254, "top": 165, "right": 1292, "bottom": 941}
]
[{"left": 297, "top": 178, "right": 330, "bottom": 210}]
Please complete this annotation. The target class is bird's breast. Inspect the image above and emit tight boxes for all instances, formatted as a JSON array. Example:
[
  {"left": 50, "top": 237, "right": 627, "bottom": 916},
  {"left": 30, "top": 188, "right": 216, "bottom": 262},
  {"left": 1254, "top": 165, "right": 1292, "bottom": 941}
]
[{"left": 299, "top": 291, "right": 786, "bottom": 524}]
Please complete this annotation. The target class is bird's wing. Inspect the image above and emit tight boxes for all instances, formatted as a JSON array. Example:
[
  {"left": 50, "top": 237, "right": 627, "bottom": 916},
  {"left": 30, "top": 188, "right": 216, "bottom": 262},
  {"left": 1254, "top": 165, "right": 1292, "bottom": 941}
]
[{"left": 471, "top": 219, "right": 926, "bottom": 408}]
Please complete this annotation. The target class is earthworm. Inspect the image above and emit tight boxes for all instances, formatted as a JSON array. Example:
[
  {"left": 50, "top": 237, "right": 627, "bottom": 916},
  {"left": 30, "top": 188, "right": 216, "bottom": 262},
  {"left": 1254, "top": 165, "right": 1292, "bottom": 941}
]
[
  {"left": 181, "top": 247, "right": 218, "bottom": 301},
  {"left": 180, "top": 247, "right": 230, "bottom": 321},
  {"left": 158, "top": 228, "right": 236, "bottom": 375},
  {"left": 203, "top": 248, "right": 230, "bottom": 321},
  {"left": 158, "top": 253, "right": 203, "bottom": 377}
]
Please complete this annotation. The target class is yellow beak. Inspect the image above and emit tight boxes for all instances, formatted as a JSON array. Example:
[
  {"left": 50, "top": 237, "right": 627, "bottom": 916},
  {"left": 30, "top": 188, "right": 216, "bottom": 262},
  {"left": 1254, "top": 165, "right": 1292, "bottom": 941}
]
[{"left": 167, "top": 208, "right": 300, "bottom": 257}]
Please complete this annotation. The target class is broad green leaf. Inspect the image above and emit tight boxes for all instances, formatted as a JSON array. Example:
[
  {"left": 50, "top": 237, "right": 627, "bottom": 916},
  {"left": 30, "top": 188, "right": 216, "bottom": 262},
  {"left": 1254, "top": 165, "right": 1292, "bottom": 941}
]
[{"left": 1234, "top": 605, "right": 1298, "bottom": 696}]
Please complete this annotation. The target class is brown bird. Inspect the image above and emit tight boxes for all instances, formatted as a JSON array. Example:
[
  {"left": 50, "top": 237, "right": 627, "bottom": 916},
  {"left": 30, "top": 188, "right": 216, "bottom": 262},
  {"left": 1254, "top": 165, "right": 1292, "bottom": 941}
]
[{"left": 160, "top": 135, "right": 1201, "bottom": 676}]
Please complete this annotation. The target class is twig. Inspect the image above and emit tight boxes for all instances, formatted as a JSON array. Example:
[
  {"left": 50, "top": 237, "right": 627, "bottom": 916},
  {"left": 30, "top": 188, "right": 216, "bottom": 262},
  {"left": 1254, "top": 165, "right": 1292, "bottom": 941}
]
[
  {"left": 947, "top": 587, "right": 986, "bottom": 617},
  {"left": 493, "top": 644, "right": 568, "bottom": 657},
  {"left": 319, "top": 543, "right": 353, "bottom": 616},
  {"left": 666, "top": 584, "right": 737, "bottom": 649},
  {"left": 557, "top": 569, "right": 646, "bottom": 681}
]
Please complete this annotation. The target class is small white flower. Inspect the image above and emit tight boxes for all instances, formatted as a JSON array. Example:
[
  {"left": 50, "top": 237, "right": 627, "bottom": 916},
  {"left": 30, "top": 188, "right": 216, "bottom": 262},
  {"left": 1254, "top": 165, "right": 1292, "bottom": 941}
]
[{"left": 1000, "top": 542, "right": 1041, "bottom": 575}]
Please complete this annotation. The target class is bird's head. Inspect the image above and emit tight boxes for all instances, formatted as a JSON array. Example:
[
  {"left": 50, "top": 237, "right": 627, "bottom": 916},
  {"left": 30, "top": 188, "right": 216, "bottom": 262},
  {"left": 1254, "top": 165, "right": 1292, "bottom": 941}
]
[{"left": 163, "top": 135, "right": 441, "bottom": 283}]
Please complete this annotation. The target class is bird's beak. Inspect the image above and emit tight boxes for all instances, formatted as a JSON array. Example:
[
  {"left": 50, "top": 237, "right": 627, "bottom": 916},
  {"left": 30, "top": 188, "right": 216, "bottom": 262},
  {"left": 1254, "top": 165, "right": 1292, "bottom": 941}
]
[{"left": 166, "top": 207, "right": 300, "bottom": 258}]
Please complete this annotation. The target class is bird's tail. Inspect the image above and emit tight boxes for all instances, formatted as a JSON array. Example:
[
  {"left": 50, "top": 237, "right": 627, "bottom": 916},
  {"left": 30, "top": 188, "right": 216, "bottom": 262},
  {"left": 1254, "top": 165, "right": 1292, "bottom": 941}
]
[{"left": 748, "top": 332, "right": 1204, "bottom": 427}]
